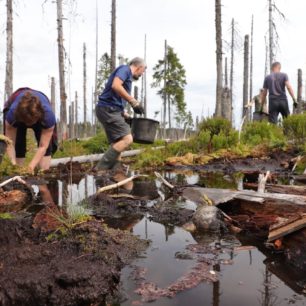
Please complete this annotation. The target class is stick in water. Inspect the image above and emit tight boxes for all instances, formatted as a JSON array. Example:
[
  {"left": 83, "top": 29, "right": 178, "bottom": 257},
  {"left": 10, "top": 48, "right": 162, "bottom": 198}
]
[
  {"left": 154, "top": 172, "right": 174, "bottom": 189},
  {"left": 0, "top": 176, "right": 27, "bottom": 188},
  {"left": 97, "top": 175, "right": 148, "bottom": 193}
]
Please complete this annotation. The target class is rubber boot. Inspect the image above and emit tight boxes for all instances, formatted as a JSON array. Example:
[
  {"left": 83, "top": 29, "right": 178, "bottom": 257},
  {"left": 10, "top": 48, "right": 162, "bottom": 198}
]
[{"left": 94, "top": 147, "right": 120, "bottom": 171}]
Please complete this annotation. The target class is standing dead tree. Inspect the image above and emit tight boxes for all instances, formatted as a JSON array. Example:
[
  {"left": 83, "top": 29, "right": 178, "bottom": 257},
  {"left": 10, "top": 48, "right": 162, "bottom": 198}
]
[
  {"left": 163, "top": 40, "right": 167, "bottom": 136},
  {"left": 75, "top": 91, "right": 78, "bottom": 138},
  {"left": 243, "top": 35, "right": 250, "bottom": 121},
  {"left": 221, "top": 57, "right": 231, "bottom": 122},
  {"left": 93, "top": 0, "right": 99, "bottom": 134},
  {"left": 268, "top": 0, "right": 285, "bottom": 70},
  {"left": 83, "top": 43, "right": 87, "bottom": 137},
  {"left": 296, "top": 69, "right": 303, "bottom": 114},
  {"left": 249, "top": 15, "right": 254, "bottom": 104},
  {"left": 264, "top": 36, "right": 269, "bottom": 78},
  {"left": 51, "top": 77, "right": 56, "bottom": 114},
  {"left": 141, "top": 34, "right": 148, "bottom": 117},
  {"left": 56, "top": 0, "right": 68, "bottom": 140},
  {"left": 5, "top": 0, "right": 13, "bottom": 101},
  {"left": 110, "top": 0, "right": 116, "bottom": 71},
  {"left": 214, "top": 0, "right": 223, "bottom": 117}
]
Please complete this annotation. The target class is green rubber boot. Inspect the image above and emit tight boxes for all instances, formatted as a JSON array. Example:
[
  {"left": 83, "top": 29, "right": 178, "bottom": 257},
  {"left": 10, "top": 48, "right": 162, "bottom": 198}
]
[{"left": 94, "top": 147, "right": 120, "bottom": 171}]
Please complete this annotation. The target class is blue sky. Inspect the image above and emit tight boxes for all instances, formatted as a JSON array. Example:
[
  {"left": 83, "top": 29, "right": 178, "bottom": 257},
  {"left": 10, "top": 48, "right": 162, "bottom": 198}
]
[{"left": 0, "top": 0, "right": 305, "bottom": 126}]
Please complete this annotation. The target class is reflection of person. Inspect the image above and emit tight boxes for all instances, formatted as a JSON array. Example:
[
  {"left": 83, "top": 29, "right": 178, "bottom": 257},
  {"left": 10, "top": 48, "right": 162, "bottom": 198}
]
[
  {"left": 4, "top": 88, "right": 57, "bottom": 172},
  {"left": 95, "top": 58, "right": 146, "bottom": 171},
  {"left": 260, "top": 62, "right": 297, "bottom": 124}
]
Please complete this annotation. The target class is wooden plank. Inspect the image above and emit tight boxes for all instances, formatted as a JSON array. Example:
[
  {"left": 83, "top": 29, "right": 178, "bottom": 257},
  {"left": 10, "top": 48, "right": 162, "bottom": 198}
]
[{"left": 267, "top": 216, "right": 306, "bottom": 242}]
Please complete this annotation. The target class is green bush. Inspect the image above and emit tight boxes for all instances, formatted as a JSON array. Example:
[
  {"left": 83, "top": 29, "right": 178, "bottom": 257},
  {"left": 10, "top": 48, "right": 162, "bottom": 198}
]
[
  {"left": 212, "top": 130, "right": 239, "bottom": 151},
  {"left": 242, "top": 121, "right": 285, "bottom": 148},
  {"left": 198, "top": 117, "right": 233, "bottom": 137},
  {"left": 283, "top": 113, "right": 306, "bottom": 145},
  {"left": 82, "top": 132, "right": 109, "bottom": 154}
]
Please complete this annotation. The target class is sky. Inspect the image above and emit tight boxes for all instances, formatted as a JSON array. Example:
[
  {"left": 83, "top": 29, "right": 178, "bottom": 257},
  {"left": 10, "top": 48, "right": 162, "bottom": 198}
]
[{"left": 0, "top": 0, "right": 306, "bottom": 126}]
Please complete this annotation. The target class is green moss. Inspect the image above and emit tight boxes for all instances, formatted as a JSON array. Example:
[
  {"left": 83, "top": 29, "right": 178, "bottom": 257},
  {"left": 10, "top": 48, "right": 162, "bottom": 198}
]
[
  {"left": 0, "top": 213, "right": 13, "bottom": 219},
  {"left": 283, "top": 113, "right": 306, "bottom": 147}
]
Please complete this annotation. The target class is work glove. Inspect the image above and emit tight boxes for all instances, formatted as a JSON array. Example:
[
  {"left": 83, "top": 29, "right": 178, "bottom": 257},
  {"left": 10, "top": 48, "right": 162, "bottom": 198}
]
[
  {"left": 293, "top": 98, "right": 298, "bottom": 109},
  {"left": 129, "top": 98, "right": 145, "bottom": 115}
]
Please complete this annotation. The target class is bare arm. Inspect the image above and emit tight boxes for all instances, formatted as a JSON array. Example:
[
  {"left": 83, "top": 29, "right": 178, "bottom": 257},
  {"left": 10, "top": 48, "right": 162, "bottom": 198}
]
[
  {"left": 285, "top": 81, "right": 296, "bottom": 101},
  {"left": 28, "top": 127, "right": 54, "bottom": 171},
  {"left": 5, "top": 121, "right": 17, "bottom": 165},
  {"left": 112, "top": 77, "right": 133, "bottom": 102}
]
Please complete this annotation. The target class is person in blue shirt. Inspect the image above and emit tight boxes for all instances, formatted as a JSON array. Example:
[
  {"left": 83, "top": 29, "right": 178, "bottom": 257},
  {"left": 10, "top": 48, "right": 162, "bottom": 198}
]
[
  {"left": 95, "top": 57, "right": 146, "bottom": 170},
  {"left": 4, "top": 88, "right": 56, "bottom": 172}
]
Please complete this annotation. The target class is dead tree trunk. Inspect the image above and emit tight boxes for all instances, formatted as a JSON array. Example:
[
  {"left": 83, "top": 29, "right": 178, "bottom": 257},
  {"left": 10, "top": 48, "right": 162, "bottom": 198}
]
[
  {"left": 75, "top": 91, "right": 78, "bottom": 138},
  {"left": 297, "top": 69, "right": 303, "bottom": 114},
  {"left": 93, "top": 0, "right": 99, "bottom": 134},
  {"left": 51, "top": 77, "right": 56, "bottom": 114},
  {"left": 69, "top": 104, "right": 72, "bottom": 138},
  {"left": 224, "top": 57, "right": 228, "bottom": 87},
  {"left": 268, "top": 0, "right": 274, "bottom": 70},
  {"left": 5, "top": 0, "right": 13, "bottom": 101},
  {"left": 71, "top": 101, "right": 75, "bottom": 139},
  {"left": 214, "top": 0, "right": 223, "bottom": 117},
  {"left": 222, "top": 58, "right": 231, "bottom": 122},
  {"left": 110, "top": 0, "right": 116, "bottom": 71},
  {"left": 141, "top": 34, "right": 148, "bottom": 118},
  {"left": 249, "top": 15, "right": 254, "bottom": 107},
  {"left": 56, "top": 0, "right": 68, "bottom": 140},
  {"left": 243, "top": 35, "right": 250, "bottom": 121},
  {"left": 163, "top": 40, "right": 167, "bottom": 137},
  {"left": 230, "top": 18, "right": 235, "bottom": 124},
  {"left": 83, "top": 43, "right": 87, "bottom": 138},
  {"left": 264, "top": 36, "right": 269, "bottom": 78}
]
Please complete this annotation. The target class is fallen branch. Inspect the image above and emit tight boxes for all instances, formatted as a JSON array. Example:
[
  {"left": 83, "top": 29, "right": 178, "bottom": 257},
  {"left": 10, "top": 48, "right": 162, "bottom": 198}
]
[
  {"left": 154, "top": 172, "right": 174, "bottom": 189},
  {"left": 292, "top": 155, "right": 301, "bottom": 173},
  {"left": 0, "top": 176, "right": 26, "bottom": 188},
  {"left": 97, "top": 175, "right": 148, "bottom": 194},
  {"left": 257, "top": 171, "right": 270, "bottom": 193}
]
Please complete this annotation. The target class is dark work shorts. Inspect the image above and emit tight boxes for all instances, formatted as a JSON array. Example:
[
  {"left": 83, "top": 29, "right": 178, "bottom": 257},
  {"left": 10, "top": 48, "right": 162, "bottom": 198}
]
[
  {"left": 96, "top": 105, "right": 131, "bottom": 144},
  {"left": 15, "top": 122, "right": 53, "bottom": 158},
  {"left": 269, "top": 98, "right": 290, "bottom": 124}
]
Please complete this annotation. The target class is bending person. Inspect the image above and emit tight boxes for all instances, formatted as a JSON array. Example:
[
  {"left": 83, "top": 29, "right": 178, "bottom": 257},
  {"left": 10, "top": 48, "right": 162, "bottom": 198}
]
[
  {"left": 95, "top": 57, "right": 146, "bottom": 170},
  {"left": 4, "top": 88, "right": 57, "bottom": 172}
]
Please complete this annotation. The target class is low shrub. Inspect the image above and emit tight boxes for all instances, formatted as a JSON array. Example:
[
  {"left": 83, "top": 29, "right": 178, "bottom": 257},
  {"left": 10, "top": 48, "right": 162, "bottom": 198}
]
[
  {"left": 82, "top": 132, "right": 109, "bottom": 154},
  {"left": 241, "top": 121, "right": 285, "bottom": 148},
  {"left": 283, "top": 113, "right": 306, "bottom": 146}
]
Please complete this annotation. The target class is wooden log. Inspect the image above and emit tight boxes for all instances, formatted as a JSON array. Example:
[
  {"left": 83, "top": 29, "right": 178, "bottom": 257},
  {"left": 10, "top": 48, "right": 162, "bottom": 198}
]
[
  {"left": 244, "top": 182, "right": 306, "bottom": 196},
  {"left": 182, "top": 187, "right": 306, "bottom": 206},
  {"left": 257, "top": 171, "right": 270, "bottom": 193},
  {"left": 267, "top": 216, "right": 306, "bottom": 242},
  {"left": 50, "top": 146, "right": 165, "bottom": 168}
]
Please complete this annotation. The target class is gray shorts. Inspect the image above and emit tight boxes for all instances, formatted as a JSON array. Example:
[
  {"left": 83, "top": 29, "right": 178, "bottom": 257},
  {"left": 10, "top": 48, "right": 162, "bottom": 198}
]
[{"left": 96, "top": 105, "right": 131, "bottom": 144}]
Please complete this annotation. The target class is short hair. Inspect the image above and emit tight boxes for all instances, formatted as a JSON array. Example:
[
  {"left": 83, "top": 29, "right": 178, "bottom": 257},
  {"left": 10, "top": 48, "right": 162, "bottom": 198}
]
[
  {"left": 129, "top": 57, "right": 146, "bottom": 67},
  {"left": 14, "top": 91, "right": 44, "bottom": 126},
  {"left": 271, "top": 62, "right": 281, "bottom": 69}
]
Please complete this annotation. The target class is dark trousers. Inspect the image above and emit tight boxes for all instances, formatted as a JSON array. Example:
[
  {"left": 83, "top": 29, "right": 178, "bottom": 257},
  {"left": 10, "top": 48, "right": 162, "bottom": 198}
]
[
  {"left": 268, "top": 98, "right": 290, "bottom": 124},
  {"left": 15, "top": 122, "right": 53, "bottom": 158}
]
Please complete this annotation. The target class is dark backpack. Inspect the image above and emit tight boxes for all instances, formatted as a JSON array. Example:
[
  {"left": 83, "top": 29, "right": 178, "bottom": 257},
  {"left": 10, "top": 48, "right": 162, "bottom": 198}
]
[{"left": 3, "top": 87, "right": 58, "bottom": 155}]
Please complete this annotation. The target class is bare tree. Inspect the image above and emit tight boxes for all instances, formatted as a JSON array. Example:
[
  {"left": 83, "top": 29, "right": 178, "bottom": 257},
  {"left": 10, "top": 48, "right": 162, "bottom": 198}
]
[
  {"left": 141, "top": 34, "right": 148, "bottom": 117},
  {"left": 51, "top": 77, "right": 56, "bottom": 114},
  {"left": 224, "top": 57, "right": 228, "bottom": 87},
  {"left": 296, "top": 69, "right": 303, "bottom": 114},
  {"left": 249, "top": 15, "right": 254, "bottom": 103},
  {"left": 221, "top": 57, "right": 231, "bottom": 122},
  {"left": 110, "top": 0, "right": 116, "bottom": 71},
  {"left": 5, "top": 0, "right": 13, "bottom": 101},
  {"left": 56, "top": 0, "right": 68, "bottom": 140},
  {"left": 163, "top": 40, "right": 167, "bottom": 135},
  {"left": 93, "top": 0, "right": 99, "bottom": 134},
  {"left": 83, "top": 43, "right": 87, "bottom": 137},
  {"left": 268, "top": 0, "right": 285, "bottom": 70},
  {"left": 243, "top": 35, "right": 250, "bottom": 121},
  {"left": 264, "top": 36, "right": 269, "bottom": 78},
  {"left": 75, "top": 91, "right": 78, "bottom": 138},
  {"left": 214, "top": 0, "right": 223, "bottom": 117}
]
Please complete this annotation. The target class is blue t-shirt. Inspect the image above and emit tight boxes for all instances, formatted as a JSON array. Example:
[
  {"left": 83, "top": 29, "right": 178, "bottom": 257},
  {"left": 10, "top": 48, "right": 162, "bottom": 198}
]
[
  {"left": 263, "top": 72, "right": 288, "bottom": 99},
  {"left": 98, "top": 65, "right": 132, "bottom": 110},
  {"left": 6, "top": 89, "right": 56, "bottom": 128}
]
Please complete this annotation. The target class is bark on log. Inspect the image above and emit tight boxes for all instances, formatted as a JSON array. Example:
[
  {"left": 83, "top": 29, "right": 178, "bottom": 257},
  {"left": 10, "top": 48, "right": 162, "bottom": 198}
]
[{"left": 50, "top": 147, "right": 164, "bottom": 168}]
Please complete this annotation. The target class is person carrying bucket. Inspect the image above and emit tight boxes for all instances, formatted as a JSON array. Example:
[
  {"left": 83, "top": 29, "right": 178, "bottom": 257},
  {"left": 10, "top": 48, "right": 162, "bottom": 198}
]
[
  {"left": 260, "top": 62, "right": 297, "bottom": 124},
  {"left": 3, "top": 88, "right": 57, "bottom": 173},
  {"left": 95, "top": 57, "right": 146, "bottom": 171}
]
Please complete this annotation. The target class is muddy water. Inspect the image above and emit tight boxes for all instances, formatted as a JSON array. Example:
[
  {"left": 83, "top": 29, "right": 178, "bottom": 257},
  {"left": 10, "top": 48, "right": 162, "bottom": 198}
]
[{"left": 39, "top": 171, "right": 306, "bottom": 306}]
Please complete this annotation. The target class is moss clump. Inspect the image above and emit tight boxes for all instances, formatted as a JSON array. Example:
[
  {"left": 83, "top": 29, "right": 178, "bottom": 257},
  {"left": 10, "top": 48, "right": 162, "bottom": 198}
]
[
  {"left": 283, "top": 113, "right": 306, "bottom": 147},
  {"left": 0, "top": 213, "right": 13, "bottom": 219}
]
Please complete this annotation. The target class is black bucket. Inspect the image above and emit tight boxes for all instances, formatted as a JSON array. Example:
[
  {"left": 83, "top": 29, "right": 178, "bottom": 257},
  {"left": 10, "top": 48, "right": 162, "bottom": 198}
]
[
  {"left": 131, "top": 118, "right": 159, "bottom": 144},
  {"left": 253, "top": 112, "right": 269, "bottom": 122},
  {"left": 0, "top": 140, "right": 7, "bottom": 164}
]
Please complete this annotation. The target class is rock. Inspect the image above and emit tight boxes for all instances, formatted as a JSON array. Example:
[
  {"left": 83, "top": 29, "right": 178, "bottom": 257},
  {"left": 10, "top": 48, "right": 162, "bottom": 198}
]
[{"left": 192, "top": 205, "right": 222, "bottom": 232}]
